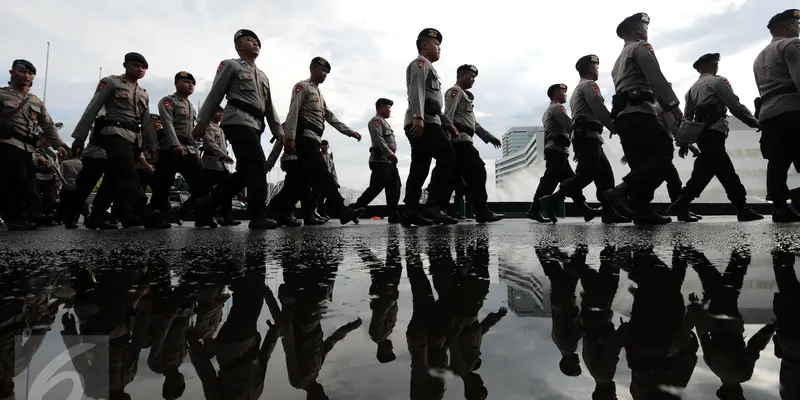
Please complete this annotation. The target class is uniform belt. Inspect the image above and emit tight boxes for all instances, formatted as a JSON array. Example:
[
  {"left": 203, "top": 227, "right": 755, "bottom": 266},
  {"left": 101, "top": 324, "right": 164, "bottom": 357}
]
[
  {"left": 760, "top": 86, "right": 798, "bottom": 104},
  {"left": 297, "top": 117, "right": 324, "bottom": 136},
  {"left": 227, "top": 99, "right": 265, "bottom": 133},
  {"left": 693, "top": 104, "right": 727, "bottom": 124},
  {"left": 177, "top": 135, "right": 196, "bottom": 147},
  {"left": 573, "top": 118, "right": 603, "bottom": 132},
  {"left": 0, "top": 127, "right": 38, "bottom": 146},
  {"left": 104, "top": 120, "right": 141, "bottom": 133}
]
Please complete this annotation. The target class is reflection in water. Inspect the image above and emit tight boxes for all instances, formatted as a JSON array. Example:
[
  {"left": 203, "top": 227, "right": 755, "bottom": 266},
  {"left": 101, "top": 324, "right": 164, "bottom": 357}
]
[{"left": 0, "top": 227, "right": 794, "bottom": 399}]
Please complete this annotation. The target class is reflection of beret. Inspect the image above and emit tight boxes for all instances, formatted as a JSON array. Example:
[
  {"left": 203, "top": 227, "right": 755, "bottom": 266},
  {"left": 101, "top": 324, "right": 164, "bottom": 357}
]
[
  {"left": 234, "top": 29, "right": 261, "bottom": 47},
  {"left": 310, "top": 57, "right": 331, "bottom": 72},
  {"left": 547, "top": 84, "right": 568, "bottom": 98},
  {"left": 11, "top": 59, "right": 36, "bottom": 74},
  {"left": 692, "top": 53, "right": 720, "bottom": 70},
  {"left": 616, "top": 12, "right": 650, "bottom": 38},
  {"left": 457, "top": 64, "right": 479, "bottom": 77},
  {"left": 575, "top": 55, "right": 599, "bottom": 73},
  {"left": 124, "top": 52, "right": 148, "bottom": 69},
  {"left": 174, "top": 71, "right": 196, "bottom": 84},
  {"left": 417, "top": 28, "right": 442, "bottom": 44},
  {"left": 375, "top": 98, "right": 393, "bottom": 107},
  {"left": 768, "top": 9, "right": 800, "bottom": 29}
]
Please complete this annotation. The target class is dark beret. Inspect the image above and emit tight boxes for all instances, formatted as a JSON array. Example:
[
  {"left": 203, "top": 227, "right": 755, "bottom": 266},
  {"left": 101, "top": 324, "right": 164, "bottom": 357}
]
[
  {"left": 417, "top": 28, "right": 442, "bottom": 44},
  {"left": 768, "top": 9, "right": 800, "bottom": 29},
  {"left": 457, "top": 64, "right": 479, "bottom": 77},
  {"left": 150, "top": 113, "right": 160, "bottom": 120},
  {"left": 547, "top": 83, "right": 568, "bottom": 99},
  {"left": 575, "top": 54, "right": 600, "bottom": 73},
  {"left": 174, "top": 71, "right": 196, "bottom": 84},
  {"left": 124, "top": 52, "right": 148, "bottom": 69},
  {"left": 692, "top": 53, "right": 720, "bottom": 70},
  {"left": 375, "top": 98, "right": 393, "bottom": 107},
  {"left": 616, "top": 12, "right": 650, "bottom": 38},
  {"left": 11, "top": 59, "right": 36, "bottom": 75},
  {"left": 234, "top": 29, "right": 261, "bottom": 48},
  {"left": 310, "top": 57, "right": 331, "bottom": 72},
  {"left": 215, "top": 105, "right": 224, "bottom": 112}
]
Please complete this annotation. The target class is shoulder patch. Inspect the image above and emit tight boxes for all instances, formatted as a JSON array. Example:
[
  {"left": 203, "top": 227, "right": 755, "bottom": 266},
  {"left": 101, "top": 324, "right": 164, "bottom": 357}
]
[
  {"left": 722, "top": 78, "right": 731, "bottom": 86},
  {"left": 162, "top": 99, "right": 172, "bottom": 109},
  {"left": 416, "top": 59, "right": 425, "bottom": 68},
  {"left": 644, "top": 43, "right": 654, "bottom": 55},
  {"left": 96, "top": 80, "right": 108, "bottom": 92},
  {"left": 590, "top": 82, "right": 600, "bottom": 94},
  {"left": 560, "top": 106, "right": 566, "bottom": 113},
  {"left": 450, "top": 89, "right": 458, "bottom": 97},
  {"left": 374, "top": 120, "right": 381, "bottom": 127},
  {"left": 217, "top": 61, "right": 226, "bottom": 73},
  {"left": 294, "top": 84, "right": 304, "bottom": 94},
  {"left": 29, "top": 95, "right": 41, "bottom": 104}
]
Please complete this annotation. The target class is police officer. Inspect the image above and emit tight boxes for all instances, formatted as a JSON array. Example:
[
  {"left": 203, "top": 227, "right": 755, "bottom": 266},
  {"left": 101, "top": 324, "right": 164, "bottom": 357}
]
[
  {"left": 604, "top": 12, "right": 681, "bottom": 225},
  {"left": 443, "top": 64, "right": 503, "bottom": 223},
  {"left": 192, "top": 29, "right": 285, "bottom": 230},
  {"left": 70, "top": 52, "right": 162, "bottom": 228},
  {"left": 0, "top": 59, "right": 68, "bottom": 230},
  {"left": 527, "top": 84, "right": 595, "bottom": 223},
  {"left": 315, "top": 139, "right": 338, "bottom": 221},
  {"left": 280, "top": 56, "right": 365, "bottom": 226},
  {"left": 149, "top": 71, "right": 214, "bottom": 228},
  {"left": 402, "top": 28, "right": 460, "bottom": 226},
  {"left": 351, "top": 98, "right": 402, "bottom": 222},
  {"left": 539, "top": 56, "right": 629, "bottom": 224},
  {"left": 265, "top": 122, "right": 303, "bottom": 227},
  {"left": 667, "top": 53, "right": 763, "bottom": 222},
  {"left": 202, "top": 106, "right": 240, "bottom": 226},
  {"left": 753, "top": 9, "right": 800, "bottom": 222},
  {"left": 136, "top": 114, "right": 157, "bottom": 192}
]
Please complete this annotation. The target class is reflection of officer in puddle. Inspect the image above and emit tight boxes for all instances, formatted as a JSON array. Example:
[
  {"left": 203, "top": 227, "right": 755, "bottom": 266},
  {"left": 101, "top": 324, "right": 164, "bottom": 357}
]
[{"left": 771, "top": 244, "right": 800, "bottom": 399}]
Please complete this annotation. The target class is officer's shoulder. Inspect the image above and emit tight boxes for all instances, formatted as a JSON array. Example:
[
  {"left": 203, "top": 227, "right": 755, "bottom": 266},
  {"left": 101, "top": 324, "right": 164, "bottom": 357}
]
[
  {"left": 712, "top": 75, "right": 733, "bottom": 87},
  {"left": 446, "top": 86, "right": 462, "bottom": 98},
  {"left": 27, "top": 94, "right": 43, "bottom": 104},
  {"left": 777, "top": 37, "right": 800, "bottom": 51},
  {"left": 293, "top": 80, "right": 310, "bottom": 91},
  {"left": 216, "top": 59, "right": 239, "bottom": 72},
  {"left": 409, "top": 57, "right": 430, "bottom": 68}
]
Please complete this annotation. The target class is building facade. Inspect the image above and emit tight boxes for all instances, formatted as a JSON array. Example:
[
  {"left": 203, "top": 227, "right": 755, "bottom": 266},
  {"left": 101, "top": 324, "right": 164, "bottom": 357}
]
[
  {"left": 495, "top": 127, "right": 545, "bottom": 199},
  {"left": 501, "top": 126, "right": 542, "bottom": 158}
]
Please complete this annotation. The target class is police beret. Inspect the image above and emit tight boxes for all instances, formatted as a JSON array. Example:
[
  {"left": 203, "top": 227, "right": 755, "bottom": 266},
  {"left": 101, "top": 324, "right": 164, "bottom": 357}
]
[
  {"left": 11, "top": 59, "right": 36, "bottom": 75},
  {"left": 692, "top": 53, "right": 720, "bottom": 70},
  {"left": 616, "top": 12, "right": 650, "bottom": 38},
  {"left": 124, "top": 52, "right": 148, "bottom": 69},
  {"left": 547, "top": 83, "right": 568, "bottom": 99},
  {"left": 215, "top": 105, "right": 224, "bottom": 112},
  {"left": 457, "top": 64, "right": 479, "bottom": 77},
  {"left": 575, "top": 55, "right": 599, "bottom": 73},
  {"left": 150, "top": 113, "right": 160, "bottom": 120},
  {"left": 174, "top": 71, "right": 196, "bottom": 84},
  {"left": 768, "top": 9, "right": 800, "bottom": 29},
  {"left": 418, "top": 28, "right": 442, "bottom": 44},
  {"left": 375, "top": 98, "right": 393, "bottom": 107},
  {"left": 234, "top": 29, "right": 261, "bottom": 48},
  {"left": 310, "top": 57, "right": 331, "bottom": 72}
]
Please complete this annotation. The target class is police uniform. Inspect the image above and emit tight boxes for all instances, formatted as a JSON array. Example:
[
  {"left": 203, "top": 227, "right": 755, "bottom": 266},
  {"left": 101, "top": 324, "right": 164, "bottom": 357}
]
[
  {"left": 71, "top": 52, "right": 156, "bottom": 227},
  {"left": 0, "top": 59, "right": 67, "bottom": 229},
  {"left": 202, "top": 118, "right": 237, "bottom": 224},
  {"left": 352, "top": 98, "right": 402, "bottom": 219},
  {"left": 280, "top": 56, "right": 363, "bottom": 225},
  {"left": 194, "top": 29, "right": 284, "bottom": 229},
  {"left": 33, "top": 143, "right": 59, "bottom": 220},
  {"left": 443, "top": 65, "right": 503, "bottom": 223},
  {"left": 264, "top": 124, "right": 303, "bottom": 227},
  {"left": 402, "top": 28, "right": 458, "bottom": 225},
  {"left": 58, "top": 155, "right": 83, "bottom": 227},
  {"left": 669, "top": 53, "right": 762, "bottom": 221},
  {"left": 607, "top": 12, "right": 678, "bottom": 224},
  {"left": 753, "top": 9, "right": 800, "bottom": 220}
]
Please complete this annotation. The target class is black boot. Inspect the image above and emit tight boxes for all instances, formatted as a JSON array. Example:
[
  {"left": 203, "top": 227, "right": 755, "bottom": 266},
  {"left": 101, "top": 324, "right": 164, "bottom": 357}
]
[
  {"left": 338, "top": 205, "right": 365, "bottom": 226},
  {"left": 526, "top": 200, "right": 549, "bottom": 223},
  {"left": 387, "top": 208, "right": 401, "bottom": 224},
  {"left": 736, "top": 206, "right": 763, "bottom": 222},
  {"left": 602, "top": 184, "right": 635, "bottom": 220},
  {"left": 144, "top": 210, "right": 172, "bottom": 229},
  {"left": 601, "top": 206, "right": 631, "bottom": 224},
  {"left": 666, "top": 197, "right": 699, "bottom": 222},
  {"left": 538, "top": 193, "right": 562, "bottom": 223},
  {"left": 772, "top": 203, "right": 800, "bottom": 223},
  {"left": 474, "top": 206, "right": 503, "bottom": 223},
  {"left": 632, "top": 208, "right": 672, "bottom": 225},
  {"left": 222, "top": 215, "right": 241, "bottom": 226},
  {"left": 85, "top": 212, "right": 118, "bottom": 230},
  {"left": 248, "top": 208, "right": 278, "bottom": 229},
  {"left": 193, "top": 197, "right": 220, "bottom": 228},
  {"left": 400, "top": 205, "right": 434, "bottom": 227},
  {"left": 579, "top": 202, "right": 600, "bottom": 222},
  {"left": 423, "top": 204, "right": 459, "bottom": 225}
]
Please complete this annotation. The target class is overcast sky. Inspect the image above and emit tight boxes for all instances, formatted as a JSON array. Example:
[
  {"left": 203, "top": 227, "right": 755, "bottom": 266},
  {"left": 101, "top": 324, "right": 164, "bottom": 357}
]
[{"left": 2, "top": 0, "right": 787, "bottom": 201}]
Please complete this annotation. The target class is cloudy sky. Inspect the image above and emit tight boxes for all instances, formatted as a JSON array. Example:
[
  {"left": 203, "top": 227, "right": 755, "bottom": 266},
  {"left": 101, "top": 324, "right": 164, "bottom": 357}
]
[{"left": 2, "top": 0, "right": 790, "bottom": 201}]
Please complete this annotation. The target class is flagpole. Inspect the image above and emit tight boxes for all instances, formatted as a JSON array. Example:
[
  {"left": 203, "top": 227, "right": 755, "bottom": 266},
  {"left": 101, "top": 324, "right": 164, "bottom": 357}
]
[
  {"left": 43, "top": 42, "right": 50, "bottom": 102},
  {"left": 98, "top": 66, "right": 102, "bottom": 81}
]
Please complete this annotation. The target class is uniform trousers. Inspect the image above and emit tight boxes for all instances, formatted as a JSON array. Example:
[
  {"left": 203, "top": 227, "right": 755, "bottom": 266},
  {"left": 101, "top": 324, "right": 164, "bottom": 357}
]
[
  {"left": 208, "top": 125, "right": 267, "bottom": 216},
  {"left": 35, "top": 179, "right": 57, "bottom": 216},
  {"left": 760, "top": 111, "right": 800, "bottom": 203},
  {"left": 97, "top": 134, "right": 147, "bottom": 218},
  {"left": 614, "top": 112, "right": 675, "bottom": 208},
  {"left": 149, "top": 151, "right": 208, "bottom": 215},
  {"left": 451, "top": 142, "right": 489, "bottom": 209},
  {"left": 354, "top": 162, "right": 401, "bottom": 211},
  {"left": 403, "top": 123, "right": 455, "bottom": 206},
  {"left": 268, "top": 159, "right": 302, "bottom": 215},
  {"left": 531, "top": 149, "right": 586, "bottom": 211},
  {"left": 292, "top": 136, "right": 346, "bottom": 214},
  {"left": 205, "top": 169, "right": 233, "bottom": 217},
  {"left": 0, "top": 143, "right": 41, "bottom": 223},
  {"left": 682, "top": 129, "right": 746, "bottom": 206},
  {"left": 70, "top": 157, "right": 108, "bottom": 218},
  {"left": 137, "top": 168, "right": 152, "bottom": 192},
  {"left": 560, "top": 138, "right": 614, "bottom": 203}
]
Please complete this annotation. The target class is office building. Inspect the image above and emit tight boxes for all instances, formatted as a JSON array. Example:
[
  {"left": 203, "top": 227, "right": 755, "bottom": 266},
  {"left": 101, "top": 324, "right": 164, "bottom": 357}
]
[{"left": 501, "top": 126, "right": 541, "bottom": 158}]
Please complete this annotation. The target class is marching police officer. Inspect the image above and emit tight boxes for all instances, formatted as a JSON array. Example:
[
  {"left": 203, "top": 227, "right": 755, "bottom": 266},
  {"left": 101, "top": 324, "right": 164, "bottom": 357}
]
[
  {"left": 280, "top": 56, "right": 365, "bottom": 225},
  {"left": 136, "top": 114, "right": 157, "bottom": 192},
  {"left": 539, "top": 56, "right": 629, "bottom": 224},
  {"left": 192, "top": 29, "right": 285, "bottom": 229},
  {"left": 0, "top": 59, "right": 68, "bottom": 230},
  {"left": 527, "top": 84, "right": 596, "bottom": 223},
  {"left": 350, "top": 98, "right": 402, "bottom": 222},
  {"left": 202, "top": 106, "right": 240, "bottom": 226},
  {"left": 753, "top": 9, "right": 800, "bottom": 222},
  {"left": 443, "top": 64, "right": 503, "bottom": 223},
  {"left": 667, "top": 53, "right": 763, "bottom": 222},
  {"left": 71, "top": 52, "right": 162, "bottom": 228},
  {"left": 265, "top": 122, "right": 303, "bottom": 227},
  {"left": 604, "top": 12, "right": 681, "bottom": 225},
  {"left": 402, "top": 28, "right": 460, "bottom": 226}
]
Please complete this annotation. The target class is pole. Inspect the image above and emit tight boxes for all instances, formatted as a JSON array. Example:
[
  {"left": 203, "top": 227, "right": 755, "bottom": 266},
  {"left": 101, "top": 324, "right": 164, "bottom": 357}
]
[
  {"left": 98, "top": 67, "right": 102, "bottom": 81},
  {"left": 43, "top": 42, "right": 50, "bottom": 102}
]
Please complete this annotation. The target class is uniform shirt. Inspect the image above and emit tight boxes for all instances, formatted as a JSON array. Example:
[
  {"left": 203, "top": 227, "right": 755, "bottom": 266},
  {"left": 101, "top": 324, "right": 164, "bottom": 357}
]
[
  {"left": 159, "top": 93, "right": 198, "bottom": 153},
  {"left": 0, "top": 87, "right": 64, "bottom": 152},
  {"left": 367, "top": 114, "right": 396, "bottom": 163},
  {"left": 202, "top": 123, "right": 228, "bottom": 171},
  {"left": 569, "top": 78, "right": 614, "bottom": 143},
  {"left": 612, "top": 40, "right": 679, "bottom": 117},
  {"left": 59, "top": 158, "right": 83, "bottom": 191},
  {"left": 283, "top": 80, "right": 356, "bottom": 142},
  {"left": 72, "top": 75, "right": 155, "bottom": 146},
  {"left": 655, "top": 103, "right": 679, "bottom": 137},
  {"left": 542, "top": 101, "right": 573, "bottom": 154},
  {"left": 83, "top": 142, "right": 107, "bottom": 159},
  {"left": 683, "top": 73, "right": 759, "bottom": 132},
  {"left": 32, "top": 146, "right": 58, "bottom": 181},
  {"left": 266, "top": 123, "right": 297, "bottom": 171},
  {"left": 322, "top": 151, "right": 338, "bottom": 185},
  {"left": 404, "top": 56, "right": 454, "bottom": 128},
  {"left": 753, "top": 37, "right": 800, "bottom": 121},
  {"left": 197, "top": 58, "right": 284, "bottom": 139},
  {"left": 444, "top": 85, "right": 497, "bottom": 144}
]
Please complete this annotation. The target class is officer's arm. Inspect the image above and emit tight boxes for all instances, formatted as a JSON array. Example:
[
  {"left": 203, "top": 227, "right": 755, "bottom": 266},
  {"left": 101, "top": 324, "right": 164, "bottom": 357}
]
[
  {"left": 283, "top": 84, "right": 306, "bottom": 141},
  {"left": 72, "top": 79, "right": 113, "bottom": 141},
  {"left": 552, "top": 105, "right": 573, "bottom": 132},
  {"left": 583, "top": 82, "right": 615, "bottom": 132},
  {"left": 784, "top": 39, "right": 800, "bottom": 91},
  {"left": 635, "top": 44, "right": 680, "bottom": 111},
  {"left": 408, "top": 62, "right": 427, "bottom": 120},
  {"left": 474, "top": 123, "right": 497, "bottom": 144},
  {"left": 265, "top": 140, "right": 282, "bottom": 171},
  {"left": 263, "top": 77, "right": 285, "bottom": 139},
  {"left": 197, "top": 61, "right": 235, "bottom": 125},
  {"left": 324, "top": 101, "right": 356, "bottom": 137},
  {"left": 139, "top": 98, "right": 156, "bottom": 149},
  {"left": 713, "top": 77, "right": 759, "bottom": 127},
  {"left": 682, "top": 90, "right": 695, "bottom": 126},
  {"left": 202, "top": 127, "right": 227, "bottom": 159},
  {"left": 159, "top": 98, "right": 180, "bottom": 147},
  {"left": 37, "top": 103, "right": 66, "bottom": 149},
  {"left": 369, "top": 120, "right": 393, "bottom": 158},
  {"left": 443, "top": 88, "right": 461, "bottom": 124}
]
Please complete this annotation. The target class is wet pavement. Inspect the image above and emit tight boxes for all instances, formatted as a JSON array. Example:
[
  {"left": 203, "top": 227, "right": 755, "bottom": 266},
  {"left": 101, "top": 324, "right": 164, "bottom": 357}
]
[{"left": 0, "top": 217, "right": 798, "bottom": 399}]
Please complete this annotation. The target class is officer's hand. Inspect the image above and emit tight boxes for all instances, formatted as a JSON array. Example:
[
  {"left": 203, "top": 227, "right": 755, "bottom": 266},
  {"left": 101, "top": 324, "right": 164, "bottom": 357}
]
[
  {"left": 678, "top": 145, "right": 689, "bottom": 158},
  {"left": 689, "top": 145, "right": 700, "bottom": 158},
  {"left": 37, "top": 156, "right": 47, "bottom": 165},
  {"left": 351, "top": 132, "right": 362, "bottom": 141},
  {"left": 670, "top": 107, "right": 683, "bottom": 125},
  {"left": 57, "top": 146, "right": 68, "bottom": 158},
  {"left": 71, "top": 139, "right": 84, "bottom": 157},
  {"left": 284, "top": 138, "right": 296, "bottom": 153},
  {"left": 448, "top": 126, "right": 459, "bottom": 139},
  {"left": 388, "top": 154, "right": 398, "bottom": 164},
  {"left": 173, "top": 145, "right": 185, "bottom": 156},
  {"left": 410, "top": 118, "right": 424, "bottom": 138},
  {"left": 490, "top": 138, "right": 501, "bottom": 148},
  {"left": 191, "top": 124, "right": 208, "bottom": 139}
]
